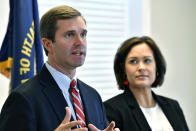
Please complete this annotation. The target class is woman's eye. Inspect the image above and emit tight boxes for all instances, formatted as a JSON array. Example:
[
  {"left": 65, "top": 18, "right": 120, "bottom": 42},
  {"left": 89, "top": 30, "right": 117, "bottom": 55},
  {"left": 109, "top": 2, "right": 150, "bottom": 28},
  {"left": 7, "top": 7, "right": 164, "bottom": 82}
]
[
  {"left": 129, "top": 60, "right": 137, "bottom": 64},
  {"left": 144, "top": 59, "right": 152, "bottom": 64}
]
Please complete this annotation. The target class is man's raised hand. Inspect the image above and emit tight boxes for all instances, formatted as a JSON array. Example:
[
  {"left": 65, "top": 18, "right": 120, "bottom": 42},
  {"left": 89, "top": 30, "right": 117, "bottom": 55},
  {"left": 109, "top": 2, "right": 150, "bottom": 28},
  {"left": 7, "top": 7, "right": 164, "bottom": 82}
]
[
  {"left": 55, "top": 107, "right": 88, "bottom": 131},
  {"left": 88, "top": 121, "right": 120, "bottom": 131}
]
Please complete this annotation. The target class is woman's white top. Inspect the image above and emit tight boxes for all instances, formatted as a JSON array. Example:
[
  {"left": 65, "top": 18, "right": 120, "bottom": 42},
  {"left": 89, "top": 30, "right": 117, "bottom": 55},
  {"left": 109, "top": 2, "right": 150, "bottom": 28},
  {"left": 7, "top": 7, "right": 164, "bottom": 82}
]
[{"left": 140, "top": 103, "right": 174, "bottom": 131}]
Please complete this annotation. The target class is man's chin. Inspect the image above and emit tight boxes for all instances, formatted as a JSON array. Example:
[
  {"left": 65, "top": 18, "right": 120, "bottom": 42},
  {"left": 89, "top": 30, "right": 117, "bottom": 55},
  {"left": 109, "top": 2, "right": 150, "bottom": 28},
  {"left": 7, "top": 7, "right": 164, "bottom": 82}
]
[{"left": 74, "top": 62, "right": 85, "bottom": 68}]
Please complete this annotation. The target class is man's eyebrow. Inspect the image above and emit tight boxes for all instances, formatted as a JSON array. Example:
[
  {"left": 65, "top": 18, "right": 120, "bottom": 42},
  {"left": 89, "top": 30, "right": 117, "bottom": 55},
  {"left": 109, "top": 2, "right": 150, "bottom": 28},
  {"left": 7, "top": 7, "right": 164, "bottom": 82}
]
[
  {"left": 82, "top": 29, "right": 87, "bottom": 33},
  {"left": 65, "top": 29, "right": 87, "bottom": 33},
  {"left": 66, "top": 30, "right": 75, "bottom": 33}
]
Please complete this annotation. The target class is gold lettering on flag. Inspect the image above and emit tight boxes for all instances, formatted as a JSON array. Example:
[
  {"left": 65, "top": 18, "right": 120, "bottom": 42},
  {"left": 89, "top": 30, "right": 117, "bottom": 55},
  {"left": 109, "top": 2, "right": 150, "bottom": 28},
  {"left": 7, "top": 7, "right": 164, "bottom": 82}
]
[{"left": 20, "top": 21, "right": 35, "bottom": 83}]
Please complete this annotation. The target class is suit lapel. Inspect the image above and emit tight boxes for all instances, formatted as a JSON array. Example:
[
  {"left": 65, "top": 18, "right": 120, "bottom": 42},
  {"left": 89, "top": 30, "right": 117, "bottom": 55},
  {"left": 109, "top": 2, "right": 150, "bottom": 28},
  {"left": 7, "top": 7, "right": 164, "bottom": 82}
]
[
  {"left": 154, "top": 92, "right": 182, "bottom": 131},
  {"left": 38, "top": 65, "right": 73, "bottom": 122},
  {"left": 124, "top": 89, "right": 151, "bottom": 131},
  {"left": 123, "top": 89, "right": 183, "bottom": 131}
]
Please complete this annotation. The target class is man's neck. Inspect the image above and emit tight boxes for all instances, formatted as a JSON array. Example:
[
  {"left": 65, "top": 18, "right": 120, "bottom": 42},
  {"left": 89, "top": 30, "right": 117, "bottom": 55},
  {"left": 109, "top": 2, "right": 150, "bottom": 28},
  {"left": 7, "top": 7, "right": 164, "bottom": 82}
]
[{"left": 47, "top": 61, "right": 76, "bottom": 79}]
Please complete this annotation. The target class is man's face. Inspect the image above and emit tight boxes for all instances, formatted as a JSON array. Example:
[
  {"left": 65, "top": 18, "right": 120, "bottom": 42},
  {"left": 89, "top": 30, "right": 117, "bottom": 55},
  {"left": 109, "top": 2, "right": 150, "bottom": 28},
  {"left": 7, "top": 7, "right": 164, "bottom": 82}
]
[{"left": 49, "top": 16, "right": 87, "bottom": 71}]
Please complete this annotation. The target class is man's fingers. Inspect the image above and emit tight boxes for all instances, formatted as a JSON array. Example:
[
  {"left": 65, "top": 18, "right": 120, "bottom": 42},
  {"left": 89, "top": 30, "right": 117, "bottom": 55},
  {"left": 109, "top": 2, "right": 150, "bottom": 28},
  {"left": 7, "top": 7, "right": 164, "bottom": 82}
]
[
  {"left": 55, "top": 107, "right": 87, "bottom": 131},
  {"left": 61, "top": 107, "right": 71, "bottom": 124},
  {"left": 114, "top": 128, "right": 120, "bottom": 131},
  {"left": 88, "top": 124, "right": 99, "bottom": 131},
  {"left": 105, "top": 121, "right": 115, "bottom": 130},
  {"left": 57, "top": 121, "right": 87, "bottom": 131},
  {"left": 62, "top": 121, "right": 82, "bottom": 129},
  {"left": 88, "top": 122, "right": 118, "bottom": 131},
  {"left": 88, "top": 122, "right": 117, "bottom": 131}
]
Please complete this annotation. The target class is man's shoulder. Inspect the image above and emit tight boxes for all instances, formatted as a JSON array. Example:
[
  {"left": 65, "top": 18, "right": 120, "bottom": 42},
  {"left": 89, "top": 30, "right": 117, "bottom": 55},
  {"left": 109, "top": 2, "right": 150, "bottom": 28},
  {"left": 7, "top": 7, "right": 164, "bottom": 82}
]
[
  {"left": 12, "top": 75, "right": 41, "bottom": 98},
  {"left": 77, "top": 79, "right": 98, "bottom": 93},
  {"left": 77, "top": 79, "right": 103, "bottom": 101},
  {"left": 155, "top": 93, "right": 179, "bottom": 106},
  {"left": 12, "top": 65, "right": 51, "bottom": 96},
  {"left": 104, "top": 92, "right": 125, "bottom": 106}
]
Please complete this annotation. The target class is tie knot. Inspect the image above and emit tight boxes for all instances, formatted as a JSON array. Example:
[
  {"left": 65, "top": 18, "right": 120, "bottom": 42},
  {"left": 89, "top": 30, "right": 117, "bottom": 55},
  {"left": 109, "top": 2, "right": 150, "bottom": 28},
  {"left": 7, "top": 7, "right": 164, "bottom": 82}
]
[{"left": 70, "top": 79, "right": 76, "bottom": 89}]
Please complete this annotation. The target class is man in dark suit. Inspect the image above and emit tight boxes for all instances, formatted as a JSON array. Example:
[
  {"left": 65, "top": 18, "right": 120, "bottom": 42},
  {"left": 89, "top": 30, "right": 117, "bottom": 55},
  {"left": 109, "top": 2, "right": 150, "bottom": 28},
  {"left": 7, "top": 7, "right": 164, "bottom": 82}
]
[{"left": 0, "top": 5, "right": 119, "bottom": 131}]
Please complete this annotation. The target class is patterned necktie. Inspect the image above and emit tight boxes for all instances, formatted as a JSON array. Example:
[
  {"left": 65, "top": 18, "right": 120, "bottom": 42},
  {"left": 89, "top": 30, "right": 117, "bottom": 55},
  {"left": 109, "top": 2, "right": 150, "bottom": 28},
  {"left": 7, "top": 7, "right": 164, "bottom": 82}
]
[{"left": 70, "top": 79, "right": 86, "bottom": 127}]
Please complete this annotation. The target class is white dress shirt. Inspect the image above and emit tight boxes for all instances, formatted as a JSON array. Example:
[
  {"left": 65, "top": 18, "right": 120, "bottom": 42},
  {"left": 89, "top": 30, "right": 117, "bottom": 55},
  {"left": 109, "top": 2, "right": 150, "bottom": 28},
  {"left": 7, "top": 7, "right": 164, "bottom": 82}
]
[
  {"left": 45, "top": 62, "right": 83, "bottom": 121},
  {"left": 140, "top": 103, "right": 173, "bottom": 131}
]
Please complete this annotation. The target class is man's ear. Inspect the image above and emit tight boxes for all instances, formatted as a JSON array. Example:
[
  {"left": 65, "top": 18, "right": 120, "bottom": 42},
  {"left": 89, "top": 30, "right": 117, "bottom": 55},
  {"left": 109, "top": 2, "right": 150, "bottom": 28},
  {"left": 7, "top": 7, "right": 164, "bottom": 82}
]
[{"left": 42, "top": 38, "right": 53, "bottom": 54}]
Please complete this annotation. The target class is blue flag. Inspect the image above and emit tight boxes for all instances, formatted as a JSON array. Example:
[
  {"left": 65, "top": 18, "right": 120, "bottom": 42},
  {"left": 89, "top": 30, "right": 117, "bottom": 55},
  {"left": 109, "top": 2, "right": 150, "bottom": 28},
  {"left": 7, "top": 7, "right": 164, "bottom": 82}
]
[{"left": 0, "top": 0, "right": 44, "bottom": 91}]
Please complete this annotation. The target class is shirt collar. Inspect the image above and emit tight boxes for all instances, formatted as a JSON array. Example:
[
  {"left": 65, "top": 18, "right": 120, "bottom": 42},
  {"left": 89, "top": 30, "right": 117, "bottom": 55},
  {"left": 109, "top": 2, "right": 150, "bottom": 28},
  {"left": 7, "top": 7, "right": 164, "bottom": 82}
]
[{"left": 45, "top": 62, "right": 77, "bottom": 93}]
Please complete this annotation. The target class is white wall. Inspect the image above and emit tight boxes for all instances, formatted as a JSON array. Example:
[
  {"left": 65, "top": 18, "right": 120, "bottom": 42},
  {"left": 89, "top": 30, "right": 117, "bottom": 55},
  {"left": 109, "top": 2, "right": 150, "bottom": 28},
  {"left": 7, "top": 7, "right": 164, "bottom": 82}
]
[
  {"left": 0, "top": 0, "right": 195, "bottom": 130},
  {"left": 0, "top": 0, "right": 9, "bottom": 111},
  {"left": 150, "top": 0, "right": 196, "bottom": 130}
]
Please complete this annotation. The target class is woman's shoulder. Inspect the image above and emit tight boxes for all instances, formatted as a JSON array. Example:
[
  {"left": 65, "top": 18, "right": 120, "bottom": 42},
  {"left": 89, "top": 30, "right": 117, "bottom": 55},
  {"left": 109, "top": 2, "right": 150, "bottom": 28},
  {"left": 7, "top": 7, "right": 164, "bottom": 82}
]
[
  {"left": 104, "top": 92, "right": 126, "bottom": 106},
  {"left": 154, "top": 93, "right": 179, "bottom": 106}
]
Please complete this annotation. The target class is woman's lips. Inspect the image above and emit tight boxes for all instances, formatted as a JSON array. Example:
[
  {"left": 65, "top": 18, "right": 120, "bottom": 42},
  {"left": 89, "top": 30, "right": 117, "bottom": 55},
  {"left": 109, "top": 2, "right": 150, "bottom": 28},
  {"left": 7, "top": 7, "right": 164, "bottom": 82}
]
[{"left": 136, "top": 75, "right": 148, "bottom": 78}]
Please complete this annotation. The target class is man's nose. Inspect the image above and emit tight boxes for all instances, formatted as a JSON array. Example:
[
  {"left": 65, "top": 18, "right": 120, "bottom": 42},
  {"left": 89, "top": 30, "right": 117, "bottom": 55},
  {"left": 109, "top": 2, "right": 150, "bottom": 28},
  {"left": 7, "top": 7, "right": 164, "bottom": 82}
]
[{"left": 74, "top": 34, "right": 84, "bottom": 46}]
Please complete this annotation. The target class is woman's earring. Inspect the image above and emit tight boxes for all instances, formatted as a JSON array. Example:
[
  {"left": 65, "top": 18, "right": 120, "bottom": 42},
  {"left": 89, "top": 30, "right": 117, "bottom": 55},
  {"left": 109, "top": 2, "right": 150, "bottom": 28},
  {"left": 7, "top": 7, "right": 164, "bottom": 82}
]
[
  {"left": 123, "top": 80, "right": 129, "bottom": 86},
  {"left": 154, "top": 77, "right": 158, "bottom": 84}
]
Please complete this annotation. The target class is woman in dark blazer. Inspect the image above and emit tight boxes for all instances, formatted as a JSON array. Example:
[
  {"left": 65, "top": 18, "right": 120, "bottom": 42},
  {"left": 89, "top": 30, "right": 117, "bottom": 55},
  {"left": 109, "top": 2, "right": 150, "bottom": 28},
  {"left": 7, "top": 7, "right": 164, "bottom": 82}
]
[{"left": 104, "top": 36, "right": 189, "bottom": 131}]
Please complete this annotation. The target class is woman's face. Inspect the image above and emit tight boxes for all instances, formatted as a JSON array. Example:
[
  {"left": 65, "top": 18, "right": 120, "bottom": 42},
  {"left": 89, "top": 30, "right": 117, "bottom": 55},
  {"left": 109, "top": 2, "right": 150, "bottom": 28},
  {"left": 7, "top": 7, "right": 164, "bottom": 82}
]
[{"left": 125, "top": 43, "right": 156, "bottom": 89}]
